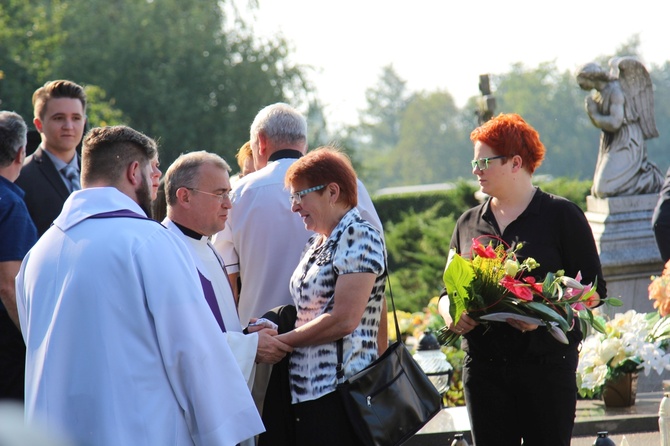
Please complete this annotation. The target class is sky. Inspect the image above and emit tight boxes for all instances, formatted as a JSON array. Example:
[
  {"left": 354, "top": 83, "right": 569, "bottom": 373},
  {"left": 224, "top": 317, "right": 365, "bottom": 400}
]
[{"left": 242, "top": 0, "right": 668, "bottom": 128}]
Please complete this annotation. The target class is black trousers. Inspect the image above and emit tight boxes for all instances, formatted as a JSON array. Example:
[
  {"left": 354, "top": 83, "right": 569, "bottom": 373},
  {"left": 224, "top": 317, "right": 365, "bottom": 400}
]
[
  {"left": 293, "top": 390, "right": 365, "bottom": 446},
  {"left": 0, "top": 310, "right": 25, "bottom": 401},
  {"left": 463, "top": 355, "right": 577, "bottom": 446},
  {"left": 258, "top": 305, "right": 365, "bottom": 446},
  {"left": 258, "top": 305, "right": 297, "bottom": 446}
]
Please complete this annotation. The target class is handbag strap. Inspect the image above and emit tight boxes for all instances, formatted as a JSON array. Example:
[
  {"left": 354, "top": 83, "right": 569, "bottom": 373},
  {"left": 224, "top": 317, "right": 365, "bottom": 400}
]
[{"left": 337, "top": 259, "right": 400, "bottom": 382}]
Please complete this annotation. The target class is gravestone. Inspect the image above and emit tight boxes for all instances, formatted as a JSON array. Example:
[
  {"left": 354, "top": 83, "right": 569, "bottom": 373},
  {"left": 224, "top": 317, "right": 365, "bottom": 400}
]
[
  {"left": 585, "top": 194, "right": 667, "bottom": 392},
  {"left": 578, "top": 57, "right": 667, "bottom": 392},
  {"left": 585, "top": 193, "right": 663, "bottom": 313}
]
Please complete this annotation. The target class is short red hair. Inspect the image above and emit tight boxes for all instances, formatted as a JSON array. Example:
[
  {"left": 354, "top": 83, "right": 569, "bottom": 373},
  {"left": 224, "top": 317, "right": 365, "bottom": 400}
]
[
  {"left": 285, "top": 146, "right": 358, "bottom": 208},
  {"left": 470, "top": 113, "right": 545, "bottom": 173}
]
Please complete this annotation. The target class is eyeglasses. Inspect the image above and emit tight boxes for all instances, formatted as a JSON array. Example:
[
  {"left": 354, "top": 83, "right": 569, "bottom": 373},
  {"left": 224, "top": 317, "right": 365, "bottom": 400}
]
[
  {"left": 289, "top": 184, "right": 325, "bottom": 205},
  {"left": 471, "top": 155, "right": 506, "bottom": 171},
  {"left": 184, "top": 187, "right": 233, "bottom": 202}
]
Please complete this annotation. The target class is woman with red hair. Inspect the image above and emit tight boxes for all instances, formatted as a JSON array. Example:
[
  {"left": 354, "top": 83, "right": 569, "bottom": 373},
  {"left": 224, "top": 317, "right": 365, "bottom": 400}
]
[
  {"left": 438, "top": 113, "right": 606, "bottom": 446},
  {"left": 272, "top": 146, "right": 386, "bottom": 446}
]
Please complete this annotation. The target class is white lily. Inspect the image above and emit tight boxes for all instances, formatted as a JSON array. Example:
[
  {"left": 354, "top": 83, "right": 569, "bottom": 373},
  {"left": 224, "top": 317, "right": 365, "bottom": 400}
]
[{"left": 560, "top": 276, "right": 584, "bottom": 290}]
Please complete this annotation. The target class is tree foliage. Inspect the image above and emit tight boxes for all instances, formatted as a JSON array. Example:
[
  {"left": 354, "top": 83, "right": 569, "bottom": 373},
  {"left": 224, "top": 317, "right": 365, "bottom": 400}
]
[
  {"left": 493, "top": 62, "right": 600, "bottom": 180},
  {"left": 649, "top": 61, "right": 670, "bottom": 174},
  {"left": 0, "top": 0, "right": 311, "bottom": 167},
  {"left": 353, "top": 37, "right": 670, "bottom": 192},
  {"left": 359, "top": 64, "right": 409, "bottom": 151}
]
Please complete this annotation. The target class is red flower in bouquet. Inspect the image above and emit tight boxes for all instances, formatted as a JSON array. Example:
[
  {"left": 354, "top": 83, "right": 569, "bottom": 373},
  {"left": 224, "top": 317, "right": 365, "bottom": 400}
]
[
  {"left": 500, "top": 276, "right": 535, "bottom": 301},
  {"left": 472, "top": 242, "right": 497, "bottom": 259},
  {"left": 438, "top": 236, "right": 621, "bottom": 346}
]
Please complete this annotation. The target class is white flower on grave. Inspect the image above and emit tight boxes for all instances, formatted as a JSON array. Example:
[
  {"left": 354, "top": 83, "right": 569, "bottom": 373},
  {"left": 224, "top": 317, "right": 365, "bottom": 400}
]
[
  {"left": 639, "top": 342, "right": 670, "bottom": 376},
  {"left": 577, "top": 309, "right": 670, "bottom": 398},
  {"left": 599, "top": 338, "right": 621, "bottom": 364}
]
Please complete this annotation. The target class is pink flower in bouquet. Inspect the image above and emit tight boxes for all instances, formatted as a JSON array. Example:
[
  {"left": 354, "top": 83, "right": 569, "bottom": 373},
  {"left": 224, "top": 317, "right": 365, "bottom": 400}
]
[{"left": 561, "top": 272, "right": 595, "bottom": 310}]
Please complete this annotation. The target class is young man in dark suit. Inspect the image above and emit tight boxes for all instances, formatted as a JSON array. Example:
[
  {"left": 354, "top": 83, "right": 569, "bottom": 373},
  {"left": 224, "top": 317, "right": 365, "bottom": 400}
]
[{"left": 15, "top": 80, "right": 87, "bottom": 236}]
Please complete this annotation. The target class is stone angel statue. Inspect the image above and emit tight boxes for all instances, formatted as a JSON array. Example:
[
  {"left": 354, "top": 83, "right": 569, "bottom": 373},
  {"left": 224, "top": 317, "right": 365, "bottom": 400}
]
[{"left": 577, "top": 57, "right": 662, "bottom": 198}]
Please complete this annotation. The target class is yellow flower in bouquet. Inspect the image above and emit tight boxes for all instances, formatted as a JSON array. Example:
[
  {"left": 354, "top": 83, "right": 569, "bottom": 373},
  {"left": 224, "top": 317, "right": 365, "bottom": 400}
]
[{"left": 649, "top": 260, "right": 670, "bottom": 317}]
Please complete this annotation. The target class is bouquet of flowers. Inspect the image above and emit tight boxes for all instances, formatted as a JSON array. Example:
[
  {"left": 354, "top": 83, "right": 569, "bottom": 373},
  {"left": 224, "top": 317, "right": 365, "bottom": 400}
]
[
  {"left": 437, "top": 236, "right": 621, "bottom": 346},
  {"left": 577, "top": 309, "right": 670, "bottom": 398}
]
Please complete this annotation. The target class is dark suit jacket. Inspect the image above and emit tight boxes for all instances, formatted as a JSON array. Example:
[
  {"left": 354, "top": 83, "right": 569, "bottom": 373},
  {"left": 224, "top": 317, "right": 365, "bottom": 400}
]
[
  {"left": 653, "top": 166, "right": 670, "bottom": 263},
  {"left": 15, "top": 146, "right": 74, "bottom": 237}
]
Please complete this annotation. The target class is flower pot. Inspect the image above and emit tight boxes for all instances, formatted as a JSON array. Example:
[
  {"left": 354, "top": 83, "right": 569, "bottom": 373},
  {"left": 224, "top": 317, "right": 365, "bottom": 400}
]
[{"left": 602, "top": 372, "right": 638, "bottom": 407}]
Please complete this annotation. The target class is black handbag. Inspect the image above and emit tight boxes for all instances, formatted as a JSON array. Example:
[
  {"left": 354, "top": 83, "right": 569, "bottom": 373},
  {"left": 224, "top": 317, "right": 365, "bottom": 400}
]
[{"left": 336, "top": 276, "right": 442, "bottom": 446}]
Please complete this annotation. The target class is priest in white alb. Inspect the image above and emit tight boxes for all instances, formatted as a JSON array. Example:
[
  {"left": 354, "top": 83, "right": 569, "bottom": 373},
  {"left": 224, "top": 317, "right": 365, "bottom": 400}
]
[
  {"left": 16, "top": 126, "right": 263, "bottom": 446},
  {"left": 162, "top": 150, "right": 292, "bottom": 391}
]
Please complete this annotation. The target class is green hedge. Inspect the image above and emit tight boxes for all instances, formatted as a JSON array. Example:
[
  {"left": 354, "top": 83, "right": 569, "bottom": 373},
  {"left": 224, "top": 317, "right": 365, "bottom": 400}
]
[{"left": 372, "top": 181, "right": 479, "bottom": 227}]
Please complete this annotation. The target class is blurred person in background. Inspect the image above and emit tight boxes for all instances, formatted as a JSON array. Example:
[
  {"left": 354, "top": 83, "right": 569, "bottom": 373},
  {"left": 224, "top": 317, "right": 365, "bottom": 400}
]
[{"left": 0, "top": 111, "right": 37, "bottom": 401}]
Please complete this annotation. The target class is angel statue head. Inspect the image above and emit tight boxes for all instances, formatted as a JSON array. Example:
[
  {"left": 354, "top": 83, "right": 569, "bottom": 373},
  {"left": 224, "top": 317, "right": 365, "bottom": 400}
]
[
  {"left": 576, "top": 62, "right": 610, "bottom": 89},
  {"left": 576, "top": 57, "right": 662, "bottom": 198}
]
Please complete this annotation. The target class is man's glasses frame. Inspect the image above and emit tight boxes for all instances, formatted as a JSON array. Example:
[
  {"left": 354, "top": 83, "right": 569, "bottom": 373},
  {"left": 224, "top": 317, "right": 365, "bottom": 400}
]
[
  {"left": 289, "top": 184, "right": 326, "bottom": 205},
  {"left": 471, "top": 155, "right": 507, "bottom": 171},
  {"left": 184, "top": 187, "right": 233, "bottom": 203}
]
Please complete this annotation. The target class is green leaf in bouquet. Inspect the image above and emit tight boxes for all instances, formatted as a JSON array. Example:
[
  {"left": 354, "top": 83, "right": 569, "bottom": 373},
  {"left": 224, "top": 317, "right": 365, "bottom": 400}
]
[
  {"left": 564, "top": 302, "right": 575, "bottom": 328},
  {"left": 605, "top": 296, "right": 623, "bottom": 307},
  {"left": 577, "top": 317, "right": 592, "bottom": 337},
  {"left": 590, "top": 314, "right": 607, "bottom": 334},
  {"left": 436, "top": 325, "right": 461, "bottom": 347},
  {"left": 541, "top": 271, "right": 558, "bottom": 297},
  {"left": 493, "top": 300, "right": 529, "bottom": 317},
  {"left": 523, "top": 301, "right": 569, "bottom": 331},
  {"left": 443, "top": 249, "right": 475, "bottom": 324}
]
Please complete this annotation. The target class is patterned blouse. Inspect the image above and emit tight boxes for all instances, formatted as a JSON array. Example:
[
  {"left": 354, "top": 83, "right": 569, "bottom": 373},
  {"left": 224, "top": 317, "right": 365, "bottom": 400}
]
[{"left": 288, "top": 207, "right": 386, "bottom": 404}]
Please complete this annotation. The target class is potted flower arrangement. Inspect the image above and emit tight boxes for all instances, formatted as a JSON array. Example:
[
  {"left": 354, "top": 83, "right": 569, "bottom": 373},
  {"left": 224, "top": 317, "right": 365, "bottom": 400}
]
[{"left": 576, "top": 309, "right": 670, "bottom": 406}]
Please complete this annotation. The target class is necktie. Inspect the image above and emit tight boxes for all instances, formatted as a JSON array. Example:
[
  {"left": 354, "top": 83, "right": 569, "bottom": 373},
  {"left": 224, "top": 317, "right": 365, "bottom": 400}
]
[{"left": 61, "top": 165, "right": 81, "bottom": 192}]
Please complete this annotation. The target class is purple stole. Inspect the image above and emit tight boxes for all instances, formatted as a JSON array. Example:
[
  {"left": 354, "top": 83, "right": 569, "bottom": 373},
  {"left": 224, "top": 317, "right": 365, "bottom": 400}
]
[
  {"left": 197, "top": 272, "right": 227, "bottom": 332},
  {"left": 87, "top": 209, "right": 150, "bottom": 220}
]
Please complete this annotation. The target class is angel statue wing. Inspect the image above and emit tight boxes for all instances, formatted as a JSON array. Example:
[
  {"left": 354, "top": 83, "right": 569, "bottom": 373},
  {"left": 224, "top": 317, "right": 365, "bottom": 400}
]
[{"left": 609, "top": 56, "right": 659, "bottom": 139}]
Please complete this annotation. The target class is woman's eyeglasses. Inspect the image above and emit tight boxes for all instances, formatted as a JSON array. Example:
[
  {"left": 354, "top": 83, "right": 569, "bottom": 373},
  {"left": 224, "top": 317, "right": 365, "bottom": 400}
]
[
  {"left": 471, "top": 155, "right": 506, "bottom": 170},
  {"left": 289, "top": 184, "right": 326, "bottom": 205}
]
